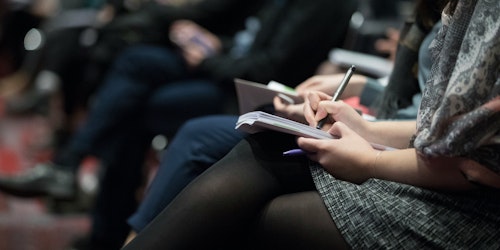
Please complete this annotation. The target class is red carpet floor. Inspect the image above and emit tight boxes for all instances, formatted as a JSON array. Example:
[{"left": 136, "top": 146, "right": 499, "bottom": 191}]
[{"left": 0, "top": 102, "right": 92, "bottom": 250}]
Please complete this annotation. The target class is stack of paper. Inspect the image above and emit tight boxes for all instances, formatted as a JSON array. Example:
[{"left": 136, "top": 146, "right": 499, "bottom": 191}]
[
  {"left": 236, "top": 111, "right": 333, "bottom": 139},
  {"left": 236, "top": 111, "right": 396, "bottom": 151}
]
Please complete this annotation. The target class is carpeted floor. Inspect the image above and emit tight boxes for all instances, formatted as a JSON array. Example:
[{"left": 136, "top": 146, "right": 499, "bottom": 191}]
[{"left": 0, "top": 100, "right": 93, "bottom": 250}]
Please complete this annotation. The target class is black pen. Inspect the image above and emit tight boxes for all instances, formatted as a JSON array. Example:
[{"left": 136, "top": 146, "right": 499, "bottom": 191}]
[{"left": 316, "top": 65, "right": 356, "bottom": 129}]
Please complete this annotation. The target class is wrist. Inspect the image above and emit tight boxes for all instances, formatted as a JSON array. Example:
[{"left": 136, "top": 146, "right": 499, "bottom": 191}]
[
  {"left": 371, "top": 150, "right": 383, "bottom": 179},
  {"left": 356, "top": 117, "right": 373, "bottom": 141}
]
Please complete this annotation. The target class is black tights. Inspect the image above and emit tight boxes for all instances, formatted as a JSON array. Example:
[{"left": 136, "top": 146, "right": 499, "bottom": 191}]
[{"left": 123, "top": 132, "right": 349, "bottom": 249}]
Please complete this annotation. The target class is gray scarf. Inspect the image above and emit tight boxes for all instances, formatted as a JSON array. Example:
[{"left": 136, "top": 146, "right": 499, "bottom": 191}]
[{"left": 413, "top": 0, "right": 500, "bottom": 172}]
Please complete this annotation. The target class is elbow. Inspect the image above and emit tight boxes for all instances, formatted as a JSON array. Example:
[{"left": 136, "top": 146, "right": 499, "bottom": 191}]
[{"left": 458, "top": 160, "right": 500, "bottom": 189}]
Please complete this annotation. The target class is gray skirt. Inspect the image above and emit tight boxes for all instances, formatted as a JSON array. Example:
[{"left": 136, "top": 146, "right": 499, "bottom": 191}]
[{"left": 310, "top": 164, "right": 500, "bottom": 249}]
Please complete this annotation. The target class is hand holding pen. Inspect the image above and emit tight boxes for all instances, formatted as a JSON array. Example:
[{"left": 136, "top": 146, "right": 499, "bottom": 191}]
[
  {"left": 285, "top": 65, "right": 356, "bottom": 156},
  {"left": 316, "top": 65, "right": 356, "bottom": 129}
]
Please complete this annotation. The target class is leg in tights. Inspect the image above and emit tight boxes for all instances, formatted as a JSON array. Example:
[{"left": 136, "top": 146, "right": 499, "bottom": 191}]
[
  {"left": 250, "top": 191, "right": 349, "bottom": 250},
  {"left": 123, "top": 132, "right": 349, "bottom": 249}
]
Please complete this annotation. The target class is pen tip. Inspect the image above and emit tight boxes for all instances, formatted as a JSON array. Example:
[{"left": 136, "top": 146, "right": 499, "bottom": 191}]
[{"left": 351, "top": 65, "right": 356, "bottom": 71}]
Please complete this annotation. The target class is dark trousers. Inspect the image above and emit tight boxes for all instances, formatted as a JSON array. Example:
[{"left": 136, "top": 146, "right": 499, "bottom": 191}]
[
  {"left": 127, "top": 115, "right": 246, "bottom": 232},
  {"left": 59, "top": 44, "right": 226, "bottom": 248}
]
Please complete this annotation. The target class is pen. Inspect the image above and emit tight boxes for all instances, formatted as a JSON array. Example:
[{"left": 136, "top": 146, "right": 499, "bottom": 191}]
[
  {"left": 282, "top": 148, "right": 307, "bottom": 156},
  {"left": 316, "top": 65, "right": 356, "bottom": 129},
  {"left": 283, "top": 143, "right": 395, "bottom": 157}
]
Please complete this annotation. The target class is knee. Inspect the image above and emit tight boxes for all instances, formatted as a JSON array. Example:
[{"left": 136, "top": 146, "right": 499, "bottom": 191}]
[
  {"left": 112, "top": 45, "right": 168, "bottom": 73},
  {"left": 171, "top": 116, "right": 235, "bottom": 162},
  {"left": 181, "top": 117, "right": 208, "bottom": 135},
  {"left": 174, "top": 118, "right": 213, "bottom": 155},
  {"left": 112, "top": 45, "right": 148, "bottom": 71}
]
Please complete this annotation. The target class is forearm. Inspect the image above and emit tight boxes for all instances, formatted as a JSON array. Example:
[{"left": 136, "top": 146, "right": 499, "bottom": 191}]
[
  {"left": 362, "top": 120, "right": 416, "bottom": 149},
  {"left": 374, "top": 149, "right": 481, "bottom": 191},
  {"left": 294, "top": 74, "right": 368, "bottom": 99}
]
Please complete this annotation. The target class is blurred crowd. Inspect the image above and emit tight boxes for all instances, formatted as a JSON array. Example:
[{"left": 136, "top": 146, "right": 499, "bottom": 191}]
[{"left": 0, "top": 0, "right": 415, "bottom": 249}]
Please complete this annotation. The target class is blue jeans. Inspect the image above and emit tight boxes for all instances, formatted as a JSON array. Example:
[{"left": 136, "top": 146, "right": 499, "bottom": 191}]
[
  {"left": 60, "top": 45, "right": 227, "bottom": 248},
  {"left": 127, "top": 115, "right": 246, "bottom": 232}
]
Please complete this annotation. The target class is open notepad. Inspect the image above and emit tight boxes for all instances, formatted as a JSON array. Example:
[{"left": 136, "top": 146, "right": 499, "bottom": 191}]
[
  {"left": 234, "top": 78, "right": 302, "bottom": 114},
  {"left": 234, "top": 78, "right": 376, "bottom": 121},
  {"left": 236, "top": 111, "right": 395, "bottom": 151}
]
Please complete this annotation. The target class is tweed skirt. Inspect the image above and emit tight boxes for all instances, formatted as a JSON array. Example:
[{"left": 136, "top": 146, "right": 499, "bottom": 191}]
[{"left": 310, "top": 164, "right": 500, "bottom": 249}]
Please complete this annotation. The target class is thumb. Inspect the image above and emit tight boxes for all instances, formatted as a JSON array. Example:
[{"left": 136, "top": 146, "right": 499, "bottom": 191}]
[
  {"left": 327, "top": 122, "right": 351, "bottom": 139},
  {"left": 297, "top": 137, "right": 322, "bottom": 153}
]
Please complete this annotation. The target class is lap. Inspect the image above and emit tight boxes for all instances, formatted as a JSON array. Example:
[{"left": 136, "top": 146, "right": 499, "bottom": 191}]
[
  {"left": 145, "top": 81, "right": 226, "bottom": 135},
  {"left": 250, "top": 191, "right": 349, "bottom": 250}
]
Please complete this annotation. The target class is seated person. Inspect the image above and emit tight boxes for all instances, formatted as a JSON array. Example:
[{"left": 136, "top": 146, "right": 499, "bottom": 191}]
[
  {"left": 0, "top": 0, "right": 358, "bottom": 249},
  {"left": 124, "top": 0, "right": 444, "bottom": 242},
  {"left": 124, "top": 0, "right": 500, "bottom": 248}
]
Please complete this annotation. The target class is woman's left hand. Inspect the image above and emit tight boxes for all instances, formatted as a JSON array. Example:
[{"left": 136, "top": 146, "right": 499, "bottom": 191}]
[{"left": 297, "top": 121, "right": 379, "bottom": 184}]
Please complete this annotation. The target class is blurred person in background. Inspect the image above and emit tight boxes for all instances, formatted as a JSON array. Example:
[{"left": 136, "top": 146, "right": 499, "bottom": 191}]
[
  {"left": 0, "top": 0, "right": 264, "bottom": 249},
  {"left": 122, "top": 0, "right": 444, "bottom": 244},
  {"left": 0, "top": 0, "right": 360, "bottom": 249},
  {"left": 124, "top": 0, "right": 500, "bottom": 249}
]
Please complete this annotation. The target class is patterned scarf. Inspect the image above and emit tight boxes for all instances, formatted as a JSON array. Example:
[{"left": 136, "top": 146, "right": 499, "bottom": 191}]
[{"left": 413, "top": 0, "right": 500, "bottom": 173}]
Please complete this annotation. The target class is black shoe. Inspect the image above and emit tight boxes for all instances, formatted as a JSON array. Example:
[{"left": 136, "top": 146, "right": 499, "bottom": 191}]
[
  {"left": 5, "top": 88, "right": 50, "bottom": 115},
  {"left": 0, "top": 163, "right": 76, "bottom": 200}
]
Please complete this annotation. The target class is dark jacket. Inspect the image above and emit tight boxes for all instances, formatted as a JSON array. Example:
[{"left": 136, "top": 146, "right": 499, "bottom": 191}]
[
  {"left": 197, "top": 0, "right": 359, "bottom": 87},
  {"left": 143, "top": 0, "right": 266, "bottom": 38},
  {"left": 92, "top": 0, "right": 265, "bottom": 72}
]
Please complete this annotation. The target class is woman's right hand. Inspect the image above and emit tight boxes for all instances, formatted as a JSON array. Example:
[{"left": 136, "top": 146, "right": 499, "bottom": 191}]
[{"left": 303, "top": 90, "right": 370, "bottom": 136}]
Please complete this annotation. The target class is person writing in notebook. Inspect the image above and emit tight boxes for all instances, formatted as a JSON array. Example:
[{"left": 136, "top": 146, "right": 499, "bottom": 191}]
[
  {"left": 123, "top": 0, "right": 445, "bottom": 244},
  {"left": 0, "top": 1, "right": 358, "bottom": 249},
  {"left": 123, "top": 0, "right": 499, "bottom": 248}
]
